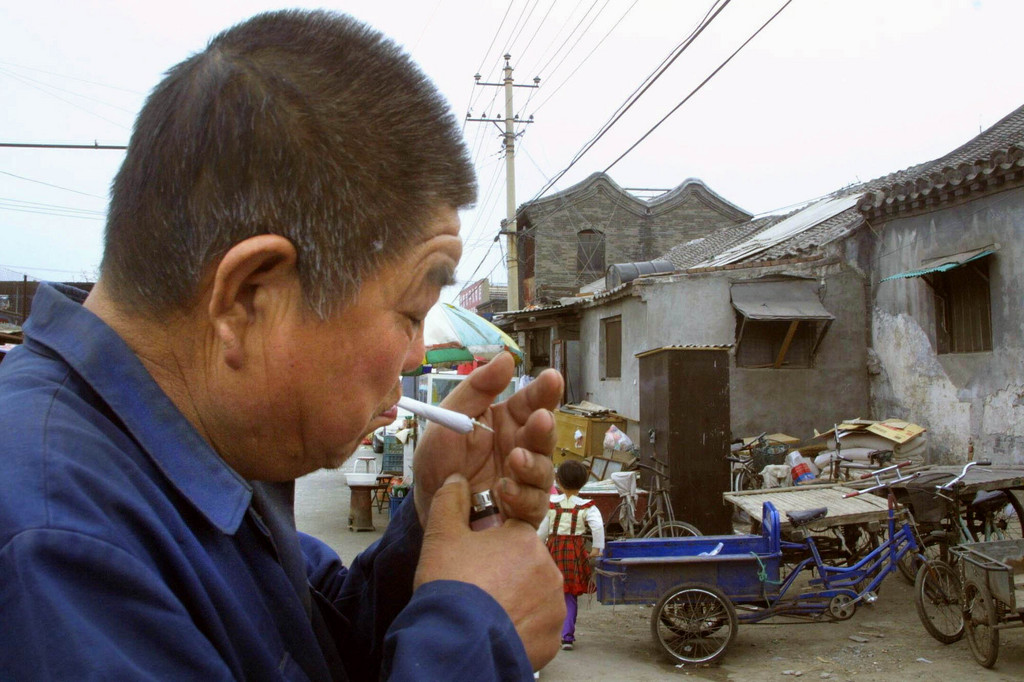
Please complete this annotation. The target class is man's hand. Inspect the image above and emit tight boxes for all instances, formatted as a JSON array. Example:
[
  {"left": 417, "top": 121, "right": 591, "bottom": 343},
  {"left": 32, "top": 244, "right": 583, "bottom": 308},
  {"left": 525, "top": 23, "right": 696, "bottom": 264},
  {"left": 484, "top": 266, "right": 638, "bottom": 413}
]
[
  {"left": 416, "top": 474, "right": 565, "bottom": 670},
  {"left": 412, "top": 352, "right": 563, "bottom": 527}
]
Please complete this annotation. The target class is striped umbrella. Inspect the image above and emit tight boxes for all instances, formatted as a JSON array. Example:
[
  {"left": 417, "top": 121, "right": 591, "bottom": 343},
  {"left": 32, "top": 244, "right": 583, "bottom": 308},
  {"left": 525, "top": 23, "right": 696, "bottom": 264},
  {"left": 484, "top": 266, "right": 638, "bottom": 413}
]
[{"left": 422, "top": 302, "right": 523, "bottom": 366}]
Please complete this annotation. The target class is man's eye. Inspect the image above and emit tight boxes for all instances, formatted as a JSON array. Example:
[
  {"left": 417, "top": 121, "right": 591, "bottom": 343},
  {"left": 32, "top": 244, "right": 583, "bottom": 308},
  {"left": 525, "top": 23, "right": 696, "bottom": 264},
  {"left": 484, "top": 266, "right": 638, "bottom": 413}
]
[{"left": 406, "top": 314, "right": 424, "bottom": 328}]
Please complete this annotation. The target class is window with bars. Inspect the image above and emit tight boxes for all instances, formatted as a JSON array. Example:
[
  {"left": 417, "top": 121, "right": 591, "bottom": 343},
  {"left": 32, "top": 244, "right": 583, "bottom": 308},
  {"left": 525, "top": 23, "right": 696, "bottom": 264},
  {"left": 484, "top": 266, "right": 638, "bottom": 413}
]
[
  {"left": 932, "top": 257, "right": 992, "bottom": 354},
  {"left": 577, "top": 230, "right": 605, "bottom": 282},
  {"left": 601, "top": 316, "right": 622, "bottom": 379}
]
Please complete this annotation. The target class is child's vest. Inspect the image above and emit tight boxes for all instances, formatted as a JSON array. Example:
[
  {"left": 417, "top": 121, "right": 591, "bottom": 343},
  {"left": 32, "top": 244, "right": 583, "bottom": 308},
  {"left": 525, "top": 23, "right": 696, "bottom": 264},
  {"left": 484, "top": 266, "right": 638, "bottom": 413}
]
[{"left": 550, "top": 498, "right": 594, "bottom": 537}]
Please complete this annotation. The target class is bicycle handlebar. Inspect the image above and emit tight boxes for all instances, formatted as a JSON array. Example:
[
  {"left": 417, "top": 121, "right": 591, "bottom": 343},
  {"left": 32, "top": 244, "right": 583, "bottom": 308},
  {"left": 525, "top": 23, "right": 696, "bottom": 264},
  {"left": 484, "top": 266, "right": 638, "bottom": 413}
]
[
  {"left": 936, "top": 460, "right": 991, "bottom": 491},
  {"left": 733, "top": 432, "right": 769, "bottom": 452}
]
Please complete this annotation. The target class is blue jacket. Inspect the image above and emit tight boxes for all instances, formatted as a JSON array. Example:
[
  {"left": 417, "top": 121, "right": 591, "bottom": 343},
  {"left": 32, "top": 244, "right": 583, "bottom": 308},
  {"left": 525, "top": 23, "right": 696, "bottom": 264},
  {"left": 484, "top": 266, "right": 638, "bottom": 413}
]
[{"left": 0, "top": 284, "right": 532, "bottom": 680}]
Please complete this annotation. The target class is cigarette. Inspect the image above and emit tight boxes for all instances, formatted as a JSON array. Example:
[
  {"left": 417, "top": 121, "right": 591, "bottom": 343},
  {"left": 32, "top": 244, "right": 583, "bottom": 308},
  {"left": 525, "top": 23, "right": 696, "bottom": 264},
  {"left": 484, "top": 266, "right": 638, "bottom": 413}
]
[{"left": 397, "top": 396, "right": 494, "bottom": 435}]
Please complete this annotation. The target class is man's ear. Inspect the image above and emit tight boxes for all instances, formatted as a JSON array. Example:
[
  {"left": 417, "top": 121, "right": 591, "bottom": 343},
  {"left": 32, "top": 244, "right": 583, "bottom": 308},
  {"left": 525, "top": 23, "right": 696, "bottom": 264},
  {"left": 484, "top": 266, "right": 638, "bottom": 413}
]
[{"left": 207, "top": 234, "right": 298, "bottom": 370}]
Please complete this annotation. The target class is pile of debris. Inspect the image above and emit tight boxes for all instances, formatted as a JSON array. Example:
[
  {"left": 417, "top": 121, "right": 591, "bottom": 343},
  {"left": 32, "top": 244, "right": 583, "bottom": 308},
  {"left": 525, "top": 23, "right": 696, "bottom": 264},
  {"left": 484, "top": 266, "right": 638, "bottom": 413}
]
[{"left": 811, "top": 418, "right": 927, "bottom": 472}]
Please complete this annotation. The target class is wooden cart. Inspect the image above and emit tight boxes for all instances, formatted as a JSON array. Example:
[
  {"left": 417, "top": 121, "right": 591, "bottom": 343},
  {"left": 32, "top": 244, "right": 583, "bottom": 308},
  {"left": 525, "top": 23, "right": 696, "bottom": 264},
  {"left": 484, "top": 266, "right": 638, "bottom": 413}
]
[{"left": 724, "top": 484, "right": 894, "bottom": 563}]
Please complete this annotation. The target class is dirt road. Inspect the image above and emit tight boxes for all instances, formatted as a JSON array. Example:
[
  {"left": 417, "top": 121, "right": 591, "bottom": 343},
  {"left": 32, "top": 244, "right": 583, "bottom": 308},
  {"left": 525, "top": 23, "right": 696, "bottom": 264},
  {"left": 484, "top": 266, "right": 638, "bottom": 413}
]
[
  {"left": 538, "top": 570, "right": 1022, "bottom": 681},
  {"left": 296, "top": 464, "right": 1022, "bottom": 681}
]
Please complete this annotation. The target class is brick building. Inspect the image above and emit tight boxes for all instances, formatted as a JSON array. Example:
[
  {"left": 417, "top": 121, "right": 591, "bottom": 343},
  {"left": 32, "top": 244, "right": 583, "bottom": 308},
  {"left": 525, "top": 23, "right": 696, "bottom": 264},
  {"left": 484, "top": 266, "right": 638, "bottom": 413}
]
[{"left": 515, "top": 172, "right": 751, "bottom": 305}]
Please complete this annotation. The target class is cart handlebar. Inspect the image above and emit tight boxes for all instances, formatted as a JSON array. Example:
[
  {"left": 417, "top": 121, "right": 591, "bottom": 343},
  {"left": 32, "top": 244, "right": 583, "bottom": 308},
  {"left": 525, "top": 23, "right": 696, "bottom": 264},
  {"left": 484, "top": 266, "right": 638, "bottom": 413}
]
[
  {"left": 936, "top": 460, "right": 991, "bottom": 491},
  {"left": 843, "top": 460, "right": 917, "bottom": 498}
]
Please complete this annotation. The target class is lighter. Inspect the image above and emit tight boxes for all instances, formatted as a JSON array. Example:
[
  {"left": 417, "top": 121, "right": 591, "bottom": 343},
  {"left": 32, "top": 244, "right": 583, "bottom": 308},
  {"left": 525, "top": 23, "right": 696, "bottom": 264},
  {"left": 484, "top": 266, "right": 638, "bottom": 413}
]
[{"left": 469, "top": 490, "right": 502, "bottom": 531}]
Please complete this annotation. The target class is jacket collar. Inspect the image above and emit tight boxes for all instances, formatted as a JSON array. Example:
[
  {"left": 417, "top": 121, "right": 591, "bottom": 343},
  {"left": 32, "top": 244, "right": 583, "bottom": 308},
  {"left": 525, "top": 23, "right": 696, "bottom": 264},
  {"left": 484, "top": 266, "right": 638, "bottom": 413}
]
[{"left": 24, "top": 284, "right": 252, "bottom": 534}]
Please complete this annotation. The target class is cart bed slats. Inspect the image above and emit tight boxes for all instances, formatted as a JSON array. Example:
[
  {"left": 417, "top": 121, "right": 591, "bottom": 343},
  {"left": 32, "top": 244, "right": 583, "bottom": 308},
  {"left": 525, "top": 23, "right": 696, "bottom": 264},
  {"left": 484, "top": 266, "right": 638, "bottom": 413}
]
[{"left": 724, "top": 485, "right": 890, "bottom": 530}]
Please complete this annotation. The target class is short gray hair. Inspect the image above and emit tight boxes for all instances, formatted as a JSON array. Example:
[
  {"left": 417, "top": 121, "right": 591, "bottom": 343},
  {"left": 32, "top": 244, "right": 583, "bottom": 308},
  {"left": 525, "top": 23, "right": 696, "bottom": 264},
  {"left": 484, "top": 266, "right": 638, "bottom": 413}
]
[{"left": 102, "top": 9, "right": 476, "bottom": 317}]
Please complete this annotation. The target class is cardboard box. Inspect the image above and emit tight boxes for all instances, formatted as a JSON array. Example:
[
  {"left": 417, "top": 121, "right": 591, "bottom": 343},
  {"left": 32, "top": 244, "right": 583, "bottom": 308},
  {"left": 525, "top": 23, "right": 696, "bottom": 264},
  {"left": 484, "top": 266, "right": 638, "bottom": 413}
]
[{"left": 553, "top": 410, "right": 626, "bottom": 465}]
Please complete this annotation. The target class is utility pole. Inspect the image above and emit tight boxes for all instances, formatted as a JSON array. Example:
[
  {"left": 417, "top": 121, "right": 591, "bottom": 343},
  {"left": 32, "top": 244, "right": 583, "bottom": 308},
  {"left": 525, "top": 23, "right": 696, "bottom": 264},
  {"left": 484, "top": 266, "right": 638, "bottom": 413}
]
[{"left": 466, "top": 55, "right": 538, "bottom": 311}]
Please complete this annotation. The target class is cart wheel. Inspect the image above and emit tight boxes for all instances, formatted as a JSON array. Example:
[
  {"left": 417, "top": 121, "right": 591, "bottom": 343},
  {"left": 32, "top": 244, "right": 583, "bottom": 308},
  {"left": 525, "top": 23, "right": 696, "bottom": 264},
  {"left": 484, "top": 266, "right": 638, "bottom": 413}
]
[
  {"left": 913, "top": 560, "right": 963, "bottom": 644},
  {"left": 828, "top": 594, "right": 857, "bottom": 620},
  {"left": 963, "top": 579, "right": 1000, "bottom": 668},
  {"left": 642, "top": 521, "right": 703, "bottom": 538},
  {"left": 651, "top": 583, "right": 737, "bottom": 665}
]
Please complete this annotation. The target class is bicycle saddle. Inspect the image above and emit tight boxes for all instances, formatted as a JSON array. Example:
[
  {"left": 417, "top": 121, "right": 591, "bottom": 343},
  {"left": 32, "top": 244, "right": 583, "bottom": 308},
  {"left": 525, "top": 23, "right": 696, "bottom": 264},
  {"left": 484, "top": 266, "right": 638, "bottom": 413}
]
[
  {"left": 970, "top": 489, "right": 1007, "bottom": 512},
  {"left": 787, "top": 507, "right": 828, "bottom": 527}
]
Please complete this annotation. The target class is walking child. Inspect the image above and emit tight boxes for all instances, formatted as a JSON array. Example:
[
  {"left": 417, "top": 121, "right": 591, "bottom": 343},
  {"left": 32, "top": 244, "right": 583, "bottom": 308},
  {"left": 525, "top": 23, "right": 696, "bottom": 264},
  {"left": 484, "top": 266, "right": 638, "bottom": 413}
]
[{"left": 538, "top": 459, "right": 605, "bottom": 650}]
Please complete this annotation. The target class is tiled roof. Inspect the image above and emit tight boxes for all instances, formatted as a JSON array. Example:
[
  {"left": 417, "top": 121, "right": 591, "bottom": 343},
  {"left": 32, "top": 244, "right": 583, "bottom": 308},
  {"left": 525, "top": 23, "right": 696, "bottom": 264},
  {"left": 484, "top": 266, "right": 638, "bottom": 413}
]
[
  {"left": 667, "top": 102, "right": 1024, "bottom": 269},
  {"left": 859, "top": 103, "right": 1024, "bottom": 218},
  {"left": 661, "top": 215, "right": 784, "bottom": 269}
]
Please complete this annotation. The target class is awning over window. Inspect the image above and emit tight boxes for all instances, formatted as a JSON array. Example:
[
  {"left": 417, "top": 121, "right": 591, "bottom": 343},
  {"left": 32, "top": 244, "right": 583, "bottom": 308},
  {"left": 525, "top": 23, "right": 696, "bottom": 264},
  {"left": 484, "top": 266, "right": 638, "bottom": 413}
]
[
  {"left": 730, "top": 279, "right": 834, "bottom": 321},
  {"left": 880, "top": 244, "right": 999, "bottom": 282}
]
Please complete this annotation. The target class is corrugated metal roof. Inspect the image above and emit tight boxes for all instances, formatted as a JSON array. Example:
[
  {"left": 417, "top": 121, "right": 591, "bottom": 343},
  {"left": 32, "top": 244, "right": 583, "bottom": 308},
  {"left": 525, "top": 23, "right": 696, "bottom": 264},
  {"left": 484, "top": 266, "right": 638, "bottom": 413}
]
[
  {"left": 879, "top": 245, "right": 998, "bottom": 282},
  {"left": 697, "top": 193, "right": 863, "bottom": 268},
  {"left": 634, "top": 344, "right": 732, "bottom": 358},
  {"left": 731, "top": 279, "right": 833, "bottom": 321}
]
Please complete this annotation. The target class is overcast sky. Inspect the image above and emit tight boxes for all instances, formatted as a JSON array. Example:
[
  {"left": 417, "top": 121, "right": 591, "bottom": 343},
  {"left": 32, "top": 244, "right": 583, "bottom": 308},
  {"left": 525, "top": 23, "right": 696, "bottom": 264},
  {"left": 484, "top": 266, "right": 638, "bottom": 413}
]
[{"left": 1, "top": 0, "right": 1021, "bottom": 297}]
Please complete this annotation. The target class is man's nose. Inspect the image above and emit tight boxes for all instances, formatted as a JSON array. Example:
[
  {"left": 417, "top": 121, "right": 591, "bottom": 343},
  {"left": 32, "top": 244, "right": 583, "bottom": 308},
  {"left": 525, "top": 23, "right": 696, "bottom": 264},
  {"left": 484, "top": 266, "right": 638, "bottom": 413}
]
[{"left": 401, "top": 330, "right": 425, "bottom": 375}]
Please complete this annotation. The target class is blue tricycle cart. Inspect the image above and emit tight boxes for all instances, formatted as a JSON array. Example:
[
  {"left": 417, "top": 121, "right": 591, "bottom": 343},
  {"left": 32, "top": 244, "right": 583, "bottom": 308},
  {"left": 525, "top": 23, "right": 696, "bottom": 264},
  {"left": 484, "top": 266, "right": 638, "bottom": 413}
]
[{"left": 595, "top": 498, "right": 918, "bottom": 665}]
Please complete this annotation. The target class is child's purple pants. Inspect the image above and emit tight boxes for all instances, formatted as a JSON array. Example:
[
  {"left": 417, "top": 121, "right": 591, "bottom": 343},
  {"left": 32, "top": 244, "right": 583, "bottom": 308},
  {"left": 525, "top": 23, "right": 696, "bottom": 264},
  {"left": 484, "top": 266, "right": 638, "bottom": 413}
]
[{"left": 562, "top": 593, "right": 578, "bottom": 643}]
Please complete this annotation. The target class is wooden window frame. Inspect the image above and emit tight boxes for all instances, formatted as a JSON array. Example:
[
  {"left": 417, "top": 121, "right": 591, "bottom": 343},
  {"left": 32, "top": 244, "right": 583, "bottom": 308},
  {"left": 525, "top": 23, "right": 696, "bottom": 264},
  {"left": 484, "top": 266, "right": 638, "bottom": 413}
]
[
  {"left": 601, "top": 316, "right": 622, "bottom": 379},
  {"left": 927, "top": 257, "right": 993, "bottom": 354}
]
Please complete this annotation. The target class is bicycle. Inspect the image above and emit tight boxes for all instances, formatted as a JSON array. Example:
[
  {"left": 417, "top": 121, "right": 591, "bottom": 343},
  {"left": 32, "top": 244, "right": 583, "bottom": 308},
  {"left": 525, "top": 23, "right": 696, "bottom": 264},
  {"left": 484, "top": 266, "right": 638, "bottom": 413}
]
[
  {"left": 606, "top": 455, "right": 702, "bottom": 540},
  {"left": 900, "top": 461, "right": 1023, "bottom": 645},
  {"left": 895, "top": 461, "right": 1021, "bottom": 582},
  {"left": 726, "top": 432, "right": 789, "bottom": 492}
]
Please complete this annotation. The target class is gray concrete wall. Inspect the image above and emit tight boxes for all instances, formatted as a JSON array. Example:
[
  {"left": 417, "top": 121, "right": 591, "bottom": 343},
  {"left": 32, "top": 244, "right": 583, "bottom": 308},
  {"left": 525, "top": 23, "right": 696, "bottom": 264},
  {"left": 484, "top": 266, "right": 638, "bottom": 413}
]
[
  {"left": 575, "top": 266, "right": 870, "bottom": 443},
  {"left": 871, "top": 187, "right": 1024, "bottom": 464},
  {"left": 730, "top": 266, "right": 869, "bottom": 441}
]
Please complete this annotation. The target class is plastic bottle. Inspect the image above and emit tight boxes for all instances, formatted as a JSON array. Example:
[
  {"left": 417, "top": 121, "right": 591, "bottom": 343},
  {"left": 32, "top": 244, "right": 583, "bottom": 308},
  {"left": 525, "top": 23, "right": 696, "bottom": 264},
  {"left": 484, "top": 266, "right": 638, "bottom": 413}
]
[{"left": 787, "top": 450, "right": 816, "bottom": 485}]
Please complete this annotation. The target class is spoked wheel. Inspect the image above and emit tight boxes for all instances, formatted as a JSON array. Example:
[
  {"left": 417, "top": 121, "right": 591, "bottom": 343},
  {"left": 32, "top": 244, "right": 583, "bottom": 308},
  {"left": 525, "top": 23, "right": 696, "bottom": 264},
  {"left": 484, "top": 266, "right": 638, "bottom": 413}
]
[
  {"left": 963, "top": 579, "right": 1000, "bottom": 668},
  {"left": 642, "top": 520, "right": 703, "bottom": 538},
  {"left": 651, "top": 583, "right": 737, "bottom": 665},
  {"left": 842, "top": 523, "right": 881, "bottom": 567},
  {"left": 604, "top": 502, "right": 636, "bottom": 541},
  {"left": 828, "top": 594, "right": 857, "bottom": 621},
  {"left": 734, "top": 469, "right": 761, "bottom": 492},
  {"left": 898, "top": 539, "right": 942, "bottom": 584},
  {"left": 913, "top": 560, "right": 963, "bottom": 643}
]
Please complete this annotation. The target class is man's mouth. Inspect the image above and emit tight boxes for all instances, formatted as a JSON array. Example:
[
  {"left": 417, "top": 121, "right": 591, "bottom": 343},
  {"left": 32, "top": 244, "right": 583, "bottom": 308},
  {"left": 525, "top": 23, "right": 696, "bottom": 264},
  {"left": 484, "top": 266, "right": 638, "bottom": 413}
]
[{"left": 379, "top": 404, "right": 399, "bottom": 421}]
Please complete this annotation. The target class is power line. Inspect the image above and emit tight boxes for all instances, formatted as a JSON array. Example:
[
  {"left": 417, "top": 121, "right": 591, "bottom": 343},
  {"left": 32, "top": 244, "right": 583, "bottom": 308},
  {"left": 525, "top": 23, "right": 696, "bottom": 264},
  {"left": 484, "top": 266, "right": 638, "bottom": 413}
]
[
  {"left": 604, "top": 0, "right": 794, "bottom": 174},
  {"left": 530, "top": 0, "right": 612, "bottom": 90},
  {"left": 522, "top": 0, "right": 588, "bottom": 78},
  {"left": 0, "top": 204, "right": 104, "bottom": 221},
  {"left": 0, "top": 170, "right": 106, "bottom": 199},
  {"left": 0, "top": 142, "right": 126, "bottom": 150},
  {"left": 0, "top": 59, "right": 144, "bottom": 94},
  {"left": 523, "top": 0, "right": 732, "bottom": 209},
  {"left": 465, "top": 0, "right": 516, "bottom": 124},
  {"left": 0, "top": 69, "right": 130, "bottom": 129},
  {"left": 504, "top": 0, "right": 544, "bottom": 65},
  {"left": 531, "top": 0, "right": 601, "bottom": 79},
  {"left": 529, "top": 0, "right": 639, "bottom": 115},
  {"left": 508, "top": 0, "right": 559, "bottom": 68},
  {"left": 0, "top": 67, "right": 137, "bottom": 114},
  {"left": 0, "top": 196, "right": 105, "bottom": 218}
]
